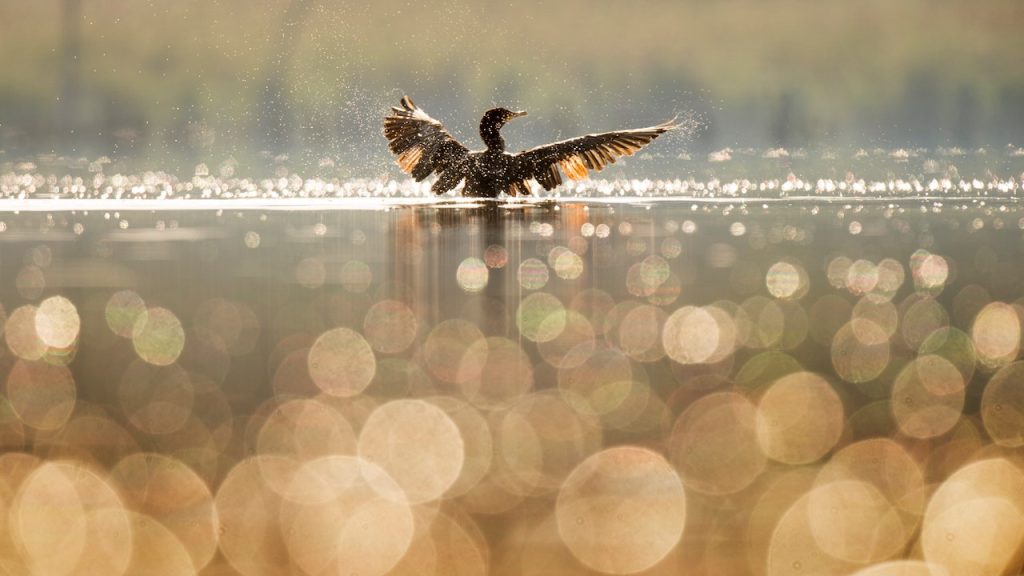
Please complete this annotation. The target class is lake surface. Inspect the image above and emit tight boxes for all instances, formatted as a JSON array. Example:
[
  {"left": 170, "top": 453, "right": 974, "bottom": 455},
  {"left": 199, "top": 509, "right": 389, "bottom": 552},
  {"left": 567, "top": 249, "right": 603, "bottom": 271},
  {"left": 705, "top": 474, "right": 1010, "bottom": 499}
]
[{"left": 1, "top": 155, "right": 1024, "bottom": 574}]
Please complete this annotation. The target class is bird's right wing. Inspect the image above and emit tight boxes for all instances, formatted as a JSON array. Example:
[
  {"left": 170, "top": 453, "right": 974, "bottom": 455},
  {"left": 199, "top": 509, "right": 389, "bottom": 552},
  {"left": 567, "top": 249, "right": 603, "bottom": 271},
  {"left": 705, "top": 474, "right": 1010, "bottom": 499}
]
[
  {"left": 383, "top": 96, "right": 470, "bottom": 194},
  {"left": 514, "top": 120, "right": 677, "bottom": 190}
]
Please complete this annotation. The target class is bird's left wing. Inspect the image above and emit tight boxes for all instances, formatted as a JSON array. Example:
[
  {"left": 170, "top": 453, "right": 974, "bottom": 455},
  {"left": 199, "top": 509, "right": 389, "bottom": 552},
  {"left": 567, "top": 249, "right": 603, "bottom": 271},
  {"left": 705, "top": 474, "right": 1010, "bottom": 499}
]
[
  {"left": 514, "top": 120, "right": 677, "bottom": 190},
  {"left": 383, "top": 96, "right": 470, "bottom": 194}
]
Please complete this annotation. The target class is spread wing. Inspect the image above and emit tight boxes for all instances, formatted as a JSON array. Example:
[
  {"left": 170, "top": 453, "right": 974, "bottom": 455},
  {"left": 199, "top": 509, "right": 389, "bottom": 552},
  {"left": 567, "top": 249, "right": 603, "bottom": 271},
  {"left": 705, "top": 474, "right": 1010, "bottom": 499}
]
[
  {"left": 383, "top": 96, "right": 470, "bottom": 194},
  {"left": 514, "top": 120, "right": 677, "bottom": 190}
]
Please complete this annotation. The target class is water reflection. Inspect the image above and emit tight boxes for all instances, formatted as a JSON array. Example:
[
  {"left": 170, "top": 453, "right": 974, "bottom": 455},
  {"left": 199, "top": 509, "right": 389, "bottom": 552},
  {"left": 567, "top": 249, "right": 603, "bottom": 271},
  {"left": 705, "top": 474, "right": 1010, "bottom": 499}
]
[{"left": 0, "top": 200, "right": 1023, "bottom": 574}]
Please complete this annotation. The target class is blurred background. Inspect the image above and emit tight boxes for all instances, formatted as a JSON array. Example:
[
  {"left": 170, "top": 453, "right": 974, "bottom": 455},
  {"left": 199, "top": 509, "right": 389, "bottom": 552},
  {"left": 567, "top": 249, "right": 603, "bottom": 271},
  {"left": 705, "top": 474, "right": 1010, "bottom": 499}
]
[
  {"left": 1, "top": 0, "right": 1022, "bottom": 175},
  {"left": 3, "top": 3, "right": 1024, "bottom": 575}
]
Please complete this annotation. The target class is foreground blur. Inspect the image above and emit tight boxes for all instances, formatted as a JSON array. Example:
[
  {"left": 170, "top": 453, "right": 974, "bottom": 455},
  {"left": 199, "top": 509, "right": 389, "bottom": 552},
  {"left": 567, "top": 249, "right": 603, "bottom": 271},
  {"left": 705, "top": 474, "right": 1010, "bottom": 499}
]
[{"left": 1, "top": 195, "right": 1024, "bottom": 575}]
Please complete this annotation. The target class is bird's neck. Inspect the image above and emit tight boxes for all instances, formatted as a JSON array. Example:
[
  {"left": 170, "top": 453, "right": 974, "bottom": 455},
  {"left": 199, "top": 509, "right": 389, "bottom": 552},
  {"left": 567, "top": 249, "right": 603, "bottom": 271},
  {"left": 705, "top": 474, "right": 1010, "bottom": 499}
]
[{"left": 480, "top": 122, "right": 506, "bottom": 152}]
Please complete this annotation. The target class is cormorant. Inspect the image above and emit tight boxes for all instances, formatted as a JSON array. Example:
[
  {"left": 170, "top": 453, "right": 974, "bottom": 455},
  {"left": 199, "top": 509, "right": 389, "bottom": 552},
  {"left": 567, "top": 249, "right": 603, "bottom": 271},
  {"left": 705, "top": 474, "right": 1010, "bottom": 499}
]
[{"left": 384, "top": 96, "right": 677, "bottom": 197}]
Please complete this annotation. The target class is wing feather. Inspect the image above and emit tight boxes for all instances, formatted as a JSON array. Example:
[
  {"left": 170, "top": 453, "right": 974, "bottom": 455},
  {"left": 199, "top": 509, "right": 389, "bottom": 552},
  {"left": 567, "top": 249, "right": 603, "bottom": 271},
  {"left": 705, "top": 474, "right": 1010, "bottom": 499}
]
[
  {"left": 383, "top": 96, "right": 470, "bottom": 194},
  {"left": 514, "top": 120, "right": 676, "bottom": 190}
]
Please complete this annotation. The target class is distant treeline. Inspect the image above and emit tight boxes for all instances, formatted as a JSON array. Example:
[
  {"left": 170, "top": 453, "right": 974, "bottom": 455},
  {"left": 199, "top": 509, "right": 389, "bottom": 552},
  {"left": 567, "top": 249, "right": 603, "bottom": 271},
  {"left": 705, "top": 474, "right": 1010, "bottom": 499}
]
[{"left": 1, "top": 0, "right": 1022, "bottom": 173}]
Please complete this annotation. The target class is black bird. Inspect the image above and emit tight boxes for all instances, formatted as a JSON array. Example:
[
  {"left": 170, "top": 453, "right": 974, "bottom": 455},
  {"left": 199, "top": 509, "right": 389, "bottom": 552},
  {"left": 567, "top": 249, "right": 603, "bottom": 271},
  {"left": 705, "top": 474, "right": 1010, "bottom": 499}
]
[{"left": 384, "top": 96, "right": 677, "bottom": 197}]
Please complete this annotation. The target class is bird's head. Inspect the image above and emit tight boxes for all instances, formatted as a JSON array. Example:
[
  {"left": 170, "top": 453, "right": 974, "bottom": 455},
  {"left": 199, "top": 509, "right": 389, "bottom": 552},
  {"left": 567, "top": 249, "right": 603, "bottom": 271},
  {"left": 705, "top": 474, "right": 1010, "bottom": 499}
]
[{"left": 482, "top": 107, "right": 527, "bottom": 129}]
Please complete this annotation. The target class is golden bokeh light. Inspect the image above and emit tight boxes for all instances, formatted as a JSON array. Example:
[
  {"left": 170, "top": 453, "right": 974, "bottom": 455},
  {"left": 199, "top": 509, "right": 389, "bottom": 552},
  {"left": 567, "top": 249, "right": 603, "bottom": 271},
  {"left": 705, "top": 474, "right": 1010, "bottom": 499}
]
[
  {"left": 340, "top": 259, "right": 373, "bottom": 293},
  {"left": 307, "top": 326, "right": 376, "bottom": 397},
  {"left": 496, "top": 391, "right": 602, "bottom": 497},
  {"left": 280, "top": 455, "right": 414, "bottom": 576},
  {"left": 363, "top": 299, "right": 418, "bottom": 354},
  {"left": 816, "top": 438, "right": 925, "bottom": 519},
  {"left": 131, "top": 306, "right": 186, "bottom": 366},
  {"left": 670, "top": 391, "right": 766, "bottom": 495},
  {"left": 911, "top": 250, "right": 950, "bottom": 293},
  {"left": 827, "top": 256, "right": 854, "bottom": 290},
  {"left": 9, "top": 462, "right": 86, "bottom": 575},
  {"left": 900, "top": 296, "right": 948, "bottom": 350},
  {"left": 648, "top": 271, "right": 683, "bottom": 305},
  {"left": 767, "top": 488, "right": 860, "bottom": 576},
  {"left": 426, "top": 396, "right": 493, "bottom": 498},
  {"left": 551, "top": 245, "right": 585, "bottom": 280},
  {"left": 756, "top": 372, "right": 843, "bottom": 464},
  {"left": 971, "top": 301, "right": 1021, "bottom": 368},
  {"left": 461, "top": 336, "right": 535, "bottom": 408},
  {"left": 537, "top": 310, "right": 597, "bottom": 370},
  {"left": 214, "top": 456, "right": 295, "bottom": 576},
  {"left": 457, "top": 256, "right": 489, "bottom": 293},
  {"left": 256, "top": 398, "right": 357, "bottom": 461},
  {"left": 558, "top": 344, "right": 634, "bottom": 417},
  {"left": 1, "top": 201, "right": 1023, "bottom": 574},
  {"left": 516, "top": 292, "right": 567, "bottom": 343},
  {"left": 739, "top": 296, "right": 786, "bottom": 349},
  {"left": 422, "top": 318, "right": 486, "bottom": 385},
  {"left": 627, "top": 255, "right": 672, "bottom": 297},
  {"left": 423, "top": 508, "right": 490, "bottom": 575},
  {"left": 924, "top": 498, "right": 1024, "bottom": 576},
  {"left": 617, "top": 303, "right": 666, "bottom": 362},
  {"left": 111, "top": 453, "right": 219, "bottom": 571},
  {"left": 850, "top": 561, "right": 945, "bottom": 576},
  {"left": 105, "top": 290, "right": 147, "bottom": 338},
  {"left": 518, "top": 257, "right": 550, "bottom": 290},
  {"left": 34, "top": 295, "right": 80, "bottom": 349},
  {"left": 735, "top": 350, "right": 802, "bottom": 392},
  {"left": 5, "top": 305, "right": 47, "bottom": 361},
  {"left": 122, "top": 509, "right": 196, "bottom": 576},
  {"left": 556, "top": 446, "right": 687, "bottom": 575},
  {"left": 919, "top": 326, "right": 977, "bottom": 382},
  {"left": 40, "top": 414, "right": 140, "bottom": 470},
  {"left": 806, "top": 479, "right": 905, "bottom": 564},
  {"left": 847, "top": 259, "right": 880, "bottom": 295},
  {"left": 853, "top": 297, "right": 898, "bottom": 338},
  {"left": 873, "top": 258, "right": 906, "bottom": 301},
  {"left": 358, "top": 399, "right": 465, "bottom": 504},
  {"left": 766, "top": 259, "right": 809, "bottom": 300},
  {"left": 639, "top": 255, "right": 670, "bottom": 289},
  {"left": 513, "top": 512, "right": 594, "bottom": 575},
  {"left": 832, "top": 319, "right": 891, "bottom": 384},
  {"left": 11, "top": 461, "right": 132, "bottom": 576},
  {"left": 600, "top": 368, "right": 660, "bottom": 435},
  {"left": 663, "top": 305, "right": 721, "bottom": 364},
  {"left": 484, "top": 244, "right": 508, "bottom": 268},
  {"left": 981, "top": 361, "right": 1024, "bottom": 447},
  {"left": 891, "top": 355, "right": 965, "bottom": 439},
  {"left": 459, "top": 445, "right": 529, "bottom": 516},
  {"left": 6, "top": 360, "right": 77, "bottom": 431},
  {"left": 922, "top": 458, "right": 1024, "bottom": 576},
  {"left": 761, "top": 475, "right": 864, "bottom": 573}
]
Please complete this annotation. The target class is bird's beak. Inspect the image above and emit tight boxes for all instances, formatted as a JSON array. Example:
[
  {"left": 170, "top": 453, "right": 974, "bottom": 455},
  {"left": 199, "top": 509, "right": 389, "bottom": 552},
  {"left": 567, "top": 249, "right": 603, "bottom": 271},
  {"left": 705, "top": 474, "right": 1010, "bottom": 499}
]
[{"left": 512, "top": 110, "right": 527, "bottom": 118}]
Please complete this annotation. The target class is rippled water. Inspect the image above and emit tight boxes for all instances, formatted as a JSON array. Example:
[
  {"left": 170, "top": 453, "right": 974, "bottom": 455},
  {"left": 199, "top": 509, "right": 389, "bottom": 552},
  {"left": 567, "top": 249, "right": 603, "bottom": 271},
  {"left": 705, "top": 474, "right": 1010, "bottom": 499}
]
[
  {"left": 1, "top": 156, "right": 1024, "bottom": 574},
  {"left": 4, "top": 145, "right": 1024, "bottom": 203}
]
